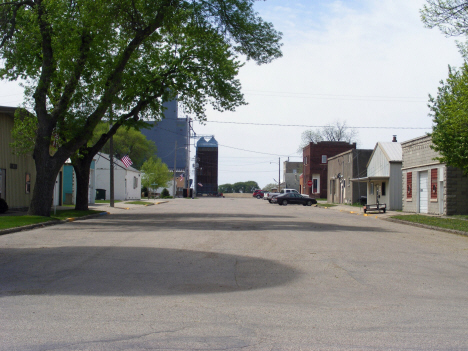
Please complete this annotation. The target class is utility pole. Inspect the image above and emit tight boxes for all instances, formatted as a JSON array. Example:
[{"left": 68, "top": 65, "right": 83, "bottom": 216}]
[
  {"left": 278, "top": 157, "right": 281, "bottom": 192},
  {"left": 173, "top": 140, "right": 177, "bottom": 197},
  {"left": 109, "top": 108, "right": 114, "bottom": 208}
]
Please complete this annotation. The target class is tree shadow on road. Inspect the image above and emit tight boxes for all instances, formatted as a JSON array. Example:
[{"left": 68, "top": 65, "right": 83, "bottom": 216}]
[
  {"left": 0, "top": 247, "right": 300, "bottom": 297},
  {"left": 62, "top": 212, "right": 391, "bottom": 233}
]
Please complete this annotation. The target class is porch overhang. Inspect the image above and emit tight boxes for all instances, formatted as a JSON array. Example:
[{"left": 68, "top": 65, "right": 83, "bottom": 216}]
[{"left": 350, "top": 176, "right": 390, "bottom": 182}]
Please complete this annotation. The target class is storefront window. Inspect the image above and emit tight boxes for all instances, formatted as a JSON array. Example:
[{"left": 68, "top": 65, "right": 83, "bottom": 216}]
[{"left": 407, "top": 172, "right": 412, "bottom": 199}]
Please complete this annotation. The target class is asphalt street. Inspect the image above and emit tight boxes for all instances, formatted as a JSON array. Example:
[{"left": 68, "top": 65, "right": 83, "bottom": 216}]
[{"left": 1, "top": 198, "right": 468, "bottom": 350}]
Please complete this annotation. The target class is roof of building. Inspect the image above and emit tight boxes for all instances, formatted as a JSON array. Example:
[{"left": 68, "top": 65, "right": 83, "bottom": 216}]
[
  {"left": 328, "top": 148, "right": 373, "bottom": 161},
  {"left": 379, "top": 142, "right": 402, "bottom": 162},
  {"left": 400, "top": 134, "right": 431, "bottom": 146},
  {"left": 197, "top": 136, "right": 218, "bottom": 148}
]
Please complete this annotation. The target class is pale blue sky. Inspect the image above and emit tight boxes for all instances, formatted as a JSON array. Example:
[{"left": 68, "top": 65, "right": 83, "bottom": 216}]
[
  {"left": 193, "top": 0, "right": 465, "bottom": 187},
  {"left": 0, "top": 1, "right": 464, "bottom": 188}
]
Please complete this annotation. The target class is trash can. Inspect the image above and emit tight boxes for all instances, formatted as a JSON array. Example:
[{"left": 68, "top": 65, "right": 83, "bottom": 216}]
[
  {"left": 96, "top": 189, "right": 106, "bottom": 200},
  {"left": 359, "top": 196, "right": 367, "bottom": 206}
]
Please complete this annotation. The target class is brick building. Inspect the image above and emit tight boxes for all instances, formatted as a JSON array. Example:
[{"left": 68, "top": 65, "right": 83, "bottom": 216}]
[
  {"left": 402, "top": 135, "right": 468, "bottom": 215},
  {"left": 302, "top": 141, "right": 356, "bottom": 198}
]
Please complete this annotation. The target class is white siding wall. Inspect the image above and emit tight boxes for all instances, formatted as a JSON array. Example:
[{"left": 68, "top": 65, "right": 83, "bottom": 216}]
[
  {"left": 367, "top": 146, "right": 390, "bottom": 177},
  {"left": 95, "top": 154, "right": 141, "bottom": 201},
  {"left": 125, "top": 171, "right": 141, "bottom": 200}
]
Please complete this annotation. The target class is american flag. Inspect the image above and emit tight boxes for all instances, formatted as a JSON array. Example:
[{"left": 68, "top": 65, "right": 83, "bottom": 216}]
[
  {"left": 121, "top": 155, "right": 133, "bottom": 168},
  {"left": 179, "top": 173, "right": 184, "bottom": 180}
]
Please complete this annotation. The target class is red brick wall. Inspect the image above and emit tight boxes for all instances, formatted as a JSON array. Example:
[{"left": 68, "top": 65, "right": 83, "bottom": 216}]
[{"left": 303, "top": 141, "right": 356, "bottom": 198}]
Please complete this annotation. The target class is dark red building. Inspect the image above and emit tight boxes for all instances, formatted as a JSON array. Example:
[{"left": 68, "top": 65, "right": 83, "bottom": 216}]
[{"left": 303, "top": 141, "right": 356, "bottom": 198}]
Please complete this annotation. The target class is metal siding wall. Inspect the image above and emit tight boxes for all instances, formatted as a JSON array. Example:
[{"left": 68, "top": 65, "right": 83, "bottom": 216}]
[
  {"left": 389, "top": 163, "right": 402, "bottom": 210},
  {"left": 0, "top": 113, "right": 36, "bottom": 209},
  {"left": 368, "top": 147, "right": 389, "bottom": 177}
]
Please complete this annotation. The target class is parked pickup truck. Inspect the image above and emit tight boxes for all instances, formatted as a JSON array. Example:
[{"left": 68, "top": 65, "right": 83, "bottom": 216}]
[{"left": 264, "top": 188, "right": 302, "bottom": 203}]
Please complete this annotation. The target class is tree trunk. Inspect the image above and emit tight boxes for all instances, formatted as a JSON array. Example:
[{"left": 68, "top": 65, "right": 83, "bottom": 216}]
[
  {"left": 28, "top": 155, "right": 64, "bottom": 217},
  {"left": 73, "top": 155, "right": 93, "bottom": 211}
]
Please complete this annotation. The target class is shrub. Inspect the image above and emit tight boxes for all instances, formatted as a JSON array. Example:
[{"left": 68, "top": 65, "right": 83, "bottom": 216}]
[
  {"left": 161, "top": 188, "right": 170, "bottom": 198},
  {"left": 0, "top": 198, "right": 8, "bottom": 214}
]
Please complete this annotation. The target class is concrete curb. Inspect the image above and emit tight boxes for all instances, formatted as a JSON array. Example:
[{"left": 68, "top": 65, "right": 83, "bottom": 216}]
[
  {"left": 0, "top": 211, "right": 109, "bottom": 236},
  {"left": 382, "top": 217, "right": 468, "bottom": 237}
]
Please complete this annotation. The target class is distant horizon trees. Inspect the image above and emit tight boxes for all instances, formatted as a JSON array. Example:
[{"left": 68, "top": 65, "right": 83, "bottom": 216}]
[{"left": 218, "top": 181, "right": 260, "bottom": 193}]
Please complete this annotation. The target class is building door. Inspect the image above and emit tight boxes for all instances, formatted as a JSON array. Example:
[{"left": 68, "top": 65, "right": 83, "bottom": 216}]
[
  {"left": 312, "top": 174, "right": 320, "bottom": 195},
  {"left": 0, "top": 169, "right": 5, "bottom": 199},
  {"left": 419, "top": 171, "right": 428, "bottom": 213}
]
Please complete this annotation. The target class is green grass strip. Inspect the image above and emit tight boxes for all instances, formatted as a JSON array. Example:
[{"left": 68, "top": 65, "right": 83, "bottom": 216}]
[
  {"left": 124, "top": 201, "right": 153, "bottom": 205},
  {"left": 0, "top": 216, "right": 55, "bottom": 230},
  {"left": 0, "top": 209, "right": 103, "bottom": 230},
  {"left": 316, "top": 203, "right": 337, "bottom": 207},
  {"left": 391, "top": 214, "right": 468, "bottom": 232}
]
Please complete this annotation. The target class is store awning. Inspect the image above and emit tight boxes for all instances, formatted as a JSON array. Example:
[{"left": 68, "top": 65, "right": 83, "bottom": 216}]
[{"left": 350, "top": 176, "right": 389, "bottom": 182}]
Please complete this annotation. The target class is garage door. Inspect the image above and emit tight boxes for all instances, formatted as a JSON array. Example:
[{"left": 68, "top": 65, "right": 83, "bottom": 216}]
[{"left": 419, "top": 171, "right": 428, "bottom": 213}]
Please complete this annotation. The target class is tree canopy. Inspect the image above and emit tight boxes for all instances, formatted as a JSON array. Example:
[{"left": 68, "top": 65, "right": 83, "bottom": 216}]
[
  {"left": 421, "top": 0, "right": 468, "bottom": 37},
  {"left": 420, "top": 1, "right": 468, "bottom": 173},
  {"left": 141, "top": 157, "right": 172, "bottom": 192},
  {"left": 218, "top": 181, "right": 259, "bottom": 193},
  {"left": 262, "top": 183, "right": 278, "bottom": 192},
  {"left": 297, "top": 120, "right": 358, "bottom": 152},
  {"left": 428, "top": 64, "right": 468, "bottom": 174},
  {"left": 0, "top": 0, "right": 282, "bottom": 216},
  {"left": 91, "top": 123, "right": 156, "bottom": 169}
]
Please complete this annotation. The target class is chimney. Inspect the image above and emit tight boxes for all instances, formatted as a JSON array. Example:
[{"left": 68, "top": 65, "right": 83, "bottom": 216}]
[{"left": 392, "top": 135, "right": 397, "bottom": 142}]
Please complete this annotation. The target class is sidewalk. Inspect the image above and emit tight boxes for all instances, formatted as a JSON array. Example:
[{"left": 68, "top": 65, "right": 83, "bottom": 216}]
[
  {"left": 88, "top": 200, "right": 168, "bottom": 214},
  {"left": 315, "top": 201, "right": 398, "bottom": 219}
]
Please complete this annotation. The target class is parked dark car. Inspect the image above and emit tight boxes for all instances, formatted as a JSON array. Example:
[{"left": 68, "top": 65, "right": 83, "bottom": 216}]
[{"left": 272, "top": 193, "right": 317, "bottom": 206}]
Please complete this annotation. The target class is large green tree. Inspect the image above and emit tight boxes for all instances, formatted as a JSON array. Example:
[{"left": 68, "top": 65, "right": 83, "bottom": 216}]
[
  {"left": 421, "top": 1, "right": 468, "bottom": 173},
  {"left": 70, "top": 121, "right": 157, "bottom": 210},
  {"left": 0, "top": 0, "right": 282, "bottom": 216},
  {"left": 91, "top": 123, "right": 156, "bottom": 169},
  {"left": 428, "top": 64, "right": 468, "bottom": 173}
]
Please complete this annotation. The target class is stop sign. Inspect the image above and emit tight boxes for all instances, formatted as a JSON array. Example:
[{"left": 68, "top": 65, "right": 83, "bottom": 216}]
[{"left": 307, "top": 180, "right": 313, "bottom": 187}]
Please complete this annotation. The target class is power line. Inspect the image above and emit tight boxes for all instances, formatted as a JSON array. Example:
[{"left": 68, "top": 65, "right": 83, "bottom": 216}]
[
  {"left": 244, "top": 89, "right": 427, "bottom": 99},
  {"left": 243, "top": 90, "right": 427, "bottom": 102},
  {"left": 205, "top": 120, "right": 432, "bottom": 130}
]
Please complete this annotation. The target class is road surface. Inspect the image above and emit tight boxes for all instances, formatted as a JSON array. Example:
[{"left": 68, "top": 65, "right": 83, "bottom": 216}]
[{"left": 1, "top": 198, "right": 468, "bottom": 350}]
